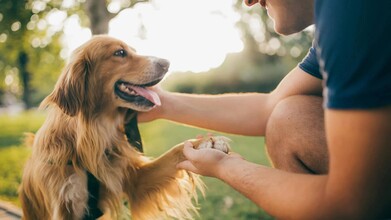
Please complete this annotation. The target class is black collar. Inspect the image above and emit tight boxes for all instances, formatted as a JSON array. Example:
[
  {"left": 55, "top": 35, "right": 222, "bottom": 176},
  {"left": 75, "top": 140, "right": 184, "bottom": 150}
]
[
  {"left": 83, "top": 171, "right": 103, "bottom": 219},
  {"left": 83, "top": 111, "right": 143, "bottom": 219}
]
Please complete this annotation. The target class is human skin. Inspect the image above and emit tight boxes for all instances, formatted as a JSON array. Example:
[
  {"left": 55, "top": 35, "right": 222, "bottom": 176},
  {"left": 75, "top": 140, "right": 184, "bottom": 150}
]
[
  {"left": 138, "top": 67, "right": 322, "bottom": 136},
  {"left": 245, "top": 0, "right": 314, "bottom": 35},
  {"left": 139, "top": 0, "right": 391, "bottom": 218},
  {"left": 139, "top": 68, "right": 328, "bottom": 174},
  {"left": 177, "top": 106, "right": 391, "bottom": 218}
]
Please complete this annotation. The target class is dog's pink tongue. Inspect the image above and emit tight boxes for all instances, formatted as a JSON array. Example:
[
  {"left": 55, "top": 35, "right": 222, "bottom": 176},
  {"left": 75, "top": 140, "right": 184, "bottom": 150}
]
[{"left": 130, "top": 85, "right": 161, "bottom": 106}]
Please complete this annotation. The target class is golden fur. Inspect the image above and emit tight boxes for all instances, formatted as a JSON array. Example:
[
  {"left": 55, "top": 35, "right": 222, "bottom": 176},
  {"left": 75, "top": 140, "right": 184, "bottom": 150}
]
[{"left": 19, "top": 35, "right": 229, "bottom": 220}]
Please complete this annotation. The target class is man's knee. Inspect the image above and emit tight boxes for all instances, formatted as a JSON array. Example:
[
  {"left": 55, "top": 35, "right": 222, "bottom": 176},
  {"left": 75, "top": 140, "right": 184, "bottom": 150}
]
[
  {"left": 265, "top": 95, "right": 328, "bottom": 174},
  {"left": 266, "top": 95, "right": 323, "bottom": 150}
]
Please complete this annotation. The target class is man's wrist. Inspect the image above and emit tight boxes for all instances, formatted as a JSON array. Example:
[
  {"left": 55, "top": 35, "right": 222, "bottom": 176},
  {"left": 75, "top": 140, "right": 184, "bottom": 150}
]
[
  {"left": 160, "top": 91, "right": 181, "bottom": 120},
  {"left": 214, "top": 155, "right": 240, "bottom": 180},
  {"left": 159, "top": 93, "right": 169, "bottom": 120}
]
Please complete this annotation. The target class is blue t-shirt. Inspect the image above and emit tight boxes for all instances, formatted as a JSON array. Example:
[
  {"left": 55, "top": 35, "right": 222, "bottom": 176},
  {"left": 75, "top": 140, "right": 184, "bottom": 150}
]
[{"left": 299, "top": 0, "right": 391, "bottom": 109}]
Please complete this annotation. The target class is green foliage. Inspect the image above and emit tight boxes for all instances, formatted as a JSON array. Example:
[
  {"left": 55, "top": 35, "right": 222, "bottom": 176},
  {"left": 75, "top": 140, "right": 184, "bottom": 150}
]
[
  {"left": 0, "top": 146, "right": 31, "bottom": 204},
  {"left": 0, "top": 0, "right": 312, "bottom": 109},
  {"left": 0, "top": 0, "right": 64, "bottom": 107},
  {"left": 0, "top": 111, "right": 46, "bottom": 148},
  {"left": 163, "top": 5, "right": 312, "bottom": 95},
  {"left": 140, "top": 120, "right": 273, "bottom": 219},
  {"left": 199, "top": 177, "right": 274, "bottom": 220},
  {"left": 0, "top": 112, "right": 273, "bottom": 219},
  {"left": 0, "top": 111, "right": 42, "bottom": 203},
  {"left": 0, "top": 0, "right": 153, "bottom": 107},
  {"left": 162, "top": 1, "right": 312, "bottom": 95},
  {"left": 162, "top": 51, "right": 291, "bottom": 94}
]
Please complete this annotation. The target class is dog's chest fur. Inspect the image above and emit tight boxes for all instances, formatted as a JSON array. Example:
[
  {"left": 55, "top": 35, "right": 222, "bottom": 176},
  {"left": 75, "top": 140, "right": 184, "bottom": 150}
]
[{"left": 33, "top": 110, "right": 142, "bottom": 218}]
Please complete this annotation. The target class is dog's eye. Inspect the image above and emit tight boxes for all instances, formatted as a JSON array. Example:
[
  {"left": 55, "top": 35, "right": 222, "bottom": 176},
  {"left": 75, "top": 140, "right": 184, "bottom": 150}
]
[{"left": 114, "top": 49, "right": 127, "bottom": 57}]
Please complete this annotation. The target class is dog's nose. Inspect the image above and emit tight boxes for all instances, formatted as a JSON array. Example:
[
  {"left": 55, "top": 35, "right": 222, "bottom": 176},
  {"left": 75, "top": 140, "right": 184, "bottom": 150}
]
[{"left": 157, "top": 59, "right": 170, "bottom": 72}]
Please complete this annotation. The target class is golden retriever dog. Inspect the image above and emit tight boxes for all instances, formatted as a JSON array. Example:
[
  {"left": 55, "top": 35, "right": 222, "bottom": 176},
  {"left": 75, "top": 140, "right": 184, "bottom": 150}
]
[{"left": 19, "top": 35, "right": 230, "bottom": 220}]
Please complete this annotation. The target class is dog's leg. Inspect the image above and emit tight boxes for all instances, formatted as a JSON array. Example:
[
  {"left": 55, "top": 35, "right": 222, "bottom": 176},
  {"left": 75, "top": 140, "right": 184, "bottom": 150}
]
[
  {"left": 20, "top": 165, "right": 49, "bottom": 220},
  {"left": 20, "top": 162, "right": 89, "bottom": 220},
  {"left": 124, "top": 143, "right": 199, "bottom": 220},
  {"left": 126, "top": 136, "right": 230, "bottom": 220}
]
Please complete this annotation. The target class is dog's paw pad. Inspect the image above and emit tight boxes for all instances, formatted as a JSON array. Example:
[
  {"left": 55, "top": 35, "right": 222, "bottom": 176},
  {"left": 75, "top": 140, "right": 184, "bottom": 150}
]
[{"left": 197, "top": 136, "right": 231, "bottom": 154}]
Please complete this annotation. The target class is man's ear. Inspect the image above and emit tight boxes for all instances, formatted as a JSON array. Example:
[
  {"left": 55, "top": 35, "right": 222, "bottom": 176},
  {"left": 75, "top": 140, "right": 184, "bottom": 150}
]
[{"left": 41, "top": 54, "right": 90, "bottom": 116}]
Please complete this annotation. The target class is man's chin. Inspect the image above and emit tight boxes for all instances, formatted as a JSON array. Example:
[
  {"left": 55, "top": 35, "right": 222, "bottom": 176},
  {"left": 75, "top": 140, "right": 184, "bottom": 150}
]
[{"left": 274, "top": 22, "right": 311, "bottom": 36}]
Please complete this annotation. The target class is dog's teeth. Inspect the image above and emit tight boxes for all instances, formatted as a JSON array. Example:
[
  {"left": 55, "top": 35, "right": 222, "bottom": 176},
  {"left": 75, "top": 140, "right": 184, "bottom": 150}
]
[
  {"left": 120, "top": 84, "right": 127, "bottom": 91},
  {"left": 118, "top": 82, "right": 138, "bottom": 96}
]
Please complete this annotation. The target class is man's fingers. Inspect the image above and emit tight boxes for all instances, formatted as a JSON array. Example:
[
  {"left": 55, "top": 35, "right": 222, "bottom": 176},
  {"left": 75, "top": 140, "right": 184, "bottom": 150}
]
[
  {"left": 177, "top": 160, "right": 198, "bottom": 173},
  {"left": 184, "top": 141, "right": 194, "bottom": 149},
  {"left": 178, "top": 142, "right": 200, "bottom": 173},
  {"left": 183, "top": 141, "right": 199, "bottom": 161}
]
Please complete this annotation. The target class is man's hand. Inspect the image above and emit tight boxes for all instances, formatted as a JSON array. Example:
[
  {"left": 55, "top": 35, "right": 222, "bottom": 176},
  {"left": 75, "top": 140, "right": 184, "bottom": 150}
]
[{"left": 177, "top": 141, "right": 243, "bottom": 177}]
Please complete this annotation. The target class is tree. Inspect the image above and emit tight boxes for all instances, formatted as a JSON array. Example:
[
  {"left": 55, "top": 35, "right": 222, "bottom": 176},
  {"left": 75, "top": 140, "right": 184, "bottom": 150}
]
[
  {"left": 0, "top": 0, "right": 64, "bottom": 108},
  {"left": 0, "top": 0, "right": 150, "bottom": 108},
  {"left": 85, "top": 0, "right": 149, "bottom": 35},
  {"left": 163, "top": 0, "right": 314, "bottom": 95}
]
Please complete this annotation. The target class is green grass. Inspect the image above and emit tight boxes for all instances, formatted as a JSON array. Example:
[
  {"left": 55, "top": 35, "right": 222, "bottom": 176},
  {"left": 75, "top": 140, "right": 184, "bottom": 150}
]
[
  {"left": 0, "top": 146, "right": 31, "bottom": 204},
  {"left": 0, "top": 111, "right": 46, "bottom": 148},
  {"left": 0, "top": 111, "right": 273, "bottom": 219}
]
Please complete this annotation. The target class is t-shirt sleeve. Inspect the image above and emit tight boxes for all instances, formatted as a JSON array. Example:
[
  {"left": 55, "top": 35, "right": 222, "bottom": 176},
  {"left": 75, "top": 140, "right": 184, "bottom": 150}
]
[
  {"left": 298, "top": 45, "right": 322, "bottom": 79},
  {"left": 315, "top": 0, "right": 391, "bottom": 109}
]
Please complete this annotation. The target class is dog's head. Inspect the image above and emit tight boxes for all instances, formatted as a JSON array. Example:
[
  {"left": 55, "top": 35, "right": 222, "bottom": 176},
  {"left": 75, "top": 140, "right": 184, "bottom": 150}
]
[{"left": 43, "top": 35, "right": 169, "bottom": 117}]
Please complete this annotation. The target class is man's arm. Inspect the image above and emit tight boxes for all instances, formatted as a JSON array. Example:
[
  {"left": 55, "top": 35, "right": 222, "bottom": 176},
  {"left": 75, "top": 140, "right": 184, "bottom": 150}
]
[
  {"left": 179, "top": 106, "right": 391, "bottom": 218},
  {"left": 139, "top": 66, "right": 322, "bottom": 136},
  {"left": 323, "top": 107, "right": 391, "bottom": 218}
]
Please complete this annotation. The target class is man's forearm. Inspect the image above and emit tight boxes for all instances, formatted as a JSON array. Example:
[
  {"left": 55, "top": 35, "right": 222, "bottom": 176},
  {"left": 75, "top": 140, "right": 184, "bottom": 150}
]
[
  {"left": 217, "top": 157, "right": 332, "bottom": 219},
  {"left": 158, "top": 67, "right": 323, "bottom": 136},
  {"left": 161, "top": 92, "right": 273, "bottom": 136},
  {"left": 217, "top": 104, "right": 391, "bottom": 219}
]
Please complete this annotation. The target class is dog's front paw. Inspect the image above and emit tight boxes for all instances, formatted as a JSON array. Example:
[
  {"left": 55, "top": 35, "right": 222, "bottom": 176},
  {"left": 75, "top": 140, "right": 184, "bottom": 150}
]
[{"left": 195, "top": 136, "right": 231, "bottom": 154}]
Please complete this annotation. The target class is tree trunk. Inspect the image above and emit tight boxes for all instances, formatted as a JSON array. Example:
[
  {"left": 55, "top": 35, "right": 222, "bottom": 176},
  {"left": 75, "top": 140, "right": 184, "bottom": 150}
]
[
  {"left": 18, "top": 51, "right": 31, "bottom": 109},
  {"left": 85, "top": 0, "right": 111, "bottom": 35},
  {"left": 84, "top": 0, "right": 150, "bottom": 35}
]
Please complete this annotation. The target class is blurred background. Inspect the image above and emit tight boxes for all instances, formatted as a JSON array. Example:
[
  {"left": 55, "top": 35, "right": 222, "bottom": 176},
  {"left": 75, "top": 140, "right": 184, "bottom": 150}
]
[{"left": 0, "top": 0, "right": 313, "bottom": 219}]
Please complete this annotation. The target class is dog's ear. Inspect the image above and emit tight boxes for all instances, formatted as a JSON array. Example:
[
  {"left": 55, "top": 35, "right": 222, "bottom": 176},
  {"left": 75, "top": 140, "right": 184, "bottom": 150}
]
[{"left": 41, "top": 53, "right": 90, "bottom": 116}]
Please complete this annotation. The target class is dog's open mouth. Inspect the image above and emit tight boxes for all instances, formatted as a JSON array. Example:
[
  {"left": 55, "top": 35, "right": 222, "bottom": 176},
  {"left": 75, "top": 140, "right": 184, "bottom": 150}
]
[{"left": 115, "top": 79, "right": 162, "bottom": 107}]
